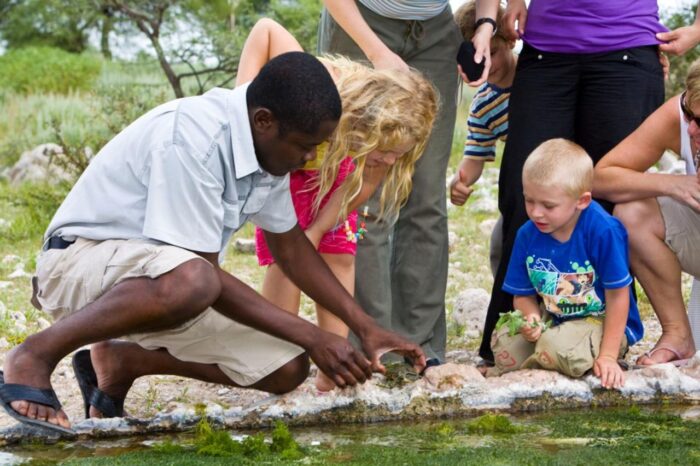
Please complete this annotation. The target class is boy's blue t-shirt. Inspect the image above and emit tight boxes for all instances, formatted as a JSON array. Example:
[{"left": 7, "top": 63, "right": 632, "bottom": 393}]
[{"left": 503, "top": 201, "right": 644, "bottom": 345}]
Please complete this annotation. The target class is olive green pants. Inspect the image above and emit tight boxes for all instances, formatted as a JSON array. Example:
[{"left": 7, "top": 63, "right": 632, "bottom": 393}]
[
  {"left": 490, "top": 317, "right": 628, "bottom": 378},
  {"left": 318, "top": 3, "right": 461, "bottom": 361}
]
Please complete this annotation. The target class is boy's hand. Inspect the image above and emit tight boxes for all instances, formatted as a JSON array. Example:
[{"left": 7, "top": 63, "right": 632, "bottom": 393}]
[
  {"left": 594, "top": 355, "right": 625, "bottom": 389},
  {"left": 449, "top": 167, "right": 474, "bottom": 206},
  {"left": 521, "top": 314, "right": 542, "bottom": 342}
]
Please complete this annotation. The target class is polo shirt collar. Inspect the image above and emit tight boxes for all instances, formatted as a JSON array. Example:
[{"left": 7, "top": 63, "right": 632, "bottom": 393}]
[{"left": 228, "top": 83, "right": 262, "bottom": 179}]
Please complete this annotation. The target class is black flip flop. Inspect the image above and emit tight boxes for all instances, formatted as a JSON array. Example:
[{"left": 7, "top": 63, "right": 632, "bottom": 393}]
[
  {"left": 0, "top": 370, "right": 75, "bottom": 435},
  {"left": 71, "top": 349, "right": 124, "bottom": 418}
]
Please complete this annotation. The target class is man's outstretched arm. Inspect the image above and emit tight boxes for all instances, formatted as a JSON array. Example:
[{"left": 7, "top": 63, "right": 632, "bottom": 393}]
[
  {"left": 264, "top": 225, "right": 427, "bottom": 373},
  {"left": 198, "top": 250, "right": 373, "bottom": 388}
]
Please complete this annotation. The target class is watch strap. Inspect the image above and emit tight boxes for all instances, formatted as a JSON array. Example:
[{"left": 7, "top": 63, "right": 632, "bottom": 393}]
[{"left": 475, "top": 17, "right": 497, "bottom": 36}]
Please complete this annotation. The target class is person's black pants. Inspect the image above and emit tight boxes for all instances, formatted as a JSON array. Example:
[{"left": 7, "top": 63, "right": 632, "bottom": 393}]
[{"left": 479, "top": 43, "right": 665, "bottom": 362}]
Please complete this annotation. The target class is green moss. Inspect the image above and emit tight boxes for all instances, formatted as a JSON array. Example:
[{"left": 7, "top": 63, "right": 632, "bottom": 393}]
[
  {"left": 465, "top": 414, "right": 524, "bottom": 434},
  {"left": 270, "top": 421, "right": 304, "bottom": 460}
]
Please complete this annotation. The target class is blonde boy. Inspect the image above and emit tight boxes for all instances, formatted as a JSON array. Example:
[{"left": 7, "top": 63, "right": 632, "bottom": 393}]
[
  {"left": 450, "top": 1, "right": 517, "bottom": 206},
  {"left": 492, "top": 139, "right": 644, "bottom": 389}
]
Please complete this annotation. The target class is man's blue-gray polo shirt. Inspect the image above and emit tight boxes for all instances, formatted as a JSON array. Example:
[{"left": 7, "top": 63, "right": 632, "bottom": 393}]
[{"left": 45, "top": 83, "right": 296, "bottom": 255}]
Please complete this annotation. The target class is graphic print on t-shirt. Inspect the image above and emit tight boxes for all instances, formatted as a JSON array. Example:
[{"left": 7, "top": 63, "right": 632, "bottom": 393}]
[{"left": 526, "top": 256, "right": 604, "bottom": 318}]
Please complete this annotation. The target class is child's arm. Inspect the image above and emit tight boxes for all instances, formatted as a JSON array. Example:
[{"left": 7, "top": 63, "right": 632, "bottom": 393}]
[
  {"left": 306, "top": 165, "right": 388, "bottom": 247},
  {"left": 449, "top": 158, "right": 485, "bottom": 206},
  {"left": 236, "top": 18, "right": 304, "bottom": 87},
  {"left": 514, "top": 295, "right": 543, "bottom": 342},
  {"left": 594, "top": 286, "right": 629, "bottom": 389}
]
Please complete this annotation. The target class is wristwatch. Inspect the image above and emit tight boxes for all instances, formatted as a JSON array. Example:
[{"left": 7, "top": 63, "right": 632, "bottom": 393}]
[{"left": 475, "top": 17, "right": 497, "bottom": 36}]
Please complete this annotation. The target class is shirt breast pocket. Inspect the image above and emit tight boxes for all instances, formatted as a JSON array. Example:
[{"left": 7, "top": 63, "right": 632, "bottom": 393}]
[{"left": 242, "top": 185, "right": 271, "bottom": 215}]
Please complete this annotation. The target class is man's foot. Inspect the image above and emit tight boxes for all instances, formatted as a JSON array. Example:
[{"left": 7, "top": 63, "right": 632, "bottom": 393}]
[
  {"left": 636, "top": 339, "right": 695, "bottom": 366},
  {"left": 1, "top": 343, "right": 71, "bottom": 431},
  {"left": 72, "top": 350, "right": 125, "bottom": 418},
  {"left": 83, "top": 340, "right": 139, "bottom": 418}
]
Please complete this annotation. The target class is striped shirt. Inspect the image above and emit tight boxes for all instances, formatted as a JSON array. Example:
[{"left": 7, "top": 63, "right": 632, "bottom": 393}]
[
  {"left": 464, "top": 82, "right": 510, "bottom": 161},
  {"left": 358, "top": 0, "right": 449, "bottom": 20}
]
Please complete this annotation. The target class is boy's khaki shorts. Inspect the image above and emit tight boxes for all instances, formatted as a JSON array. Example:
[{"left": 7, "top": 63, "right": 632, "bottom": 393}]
[
  {"left": 658, "top": 196, "right": 700, "bottom": 278},
  {"left": 491, "top": 316, "right": 628, "bottom": 378},
  {"left": 35, "top": 238, "right": 305, "bottom": 387}
]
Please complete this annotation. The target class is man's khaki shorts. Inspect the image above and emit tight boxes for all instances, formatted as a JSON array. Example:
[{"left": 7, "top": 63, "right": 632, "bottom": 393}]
[
  {"left": 35, "top": 238, "right": 305, "bottom": 386},
  {"left": 491, "top": 316, "right": 628, "bottom": 378},
  {"left": 658, "top": 196, "right": 700, "bottom": 278}
]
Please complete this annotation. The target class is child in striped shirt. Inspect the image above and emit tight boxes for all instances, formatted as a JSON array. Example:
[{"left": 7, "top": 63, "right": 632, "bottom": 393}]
[{"left": 449, "top": 0, "right": 517, "bottom": 207}]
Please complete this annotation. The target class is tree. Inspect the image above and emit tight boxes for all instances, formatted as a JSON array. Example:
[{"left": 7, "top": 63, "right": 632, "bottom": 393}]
[
  {"left": 106, "top": 0, "right": 241, "bottom": 97},
  {"left": 0, "top": 0, "right": 118, "bottom": 59}
]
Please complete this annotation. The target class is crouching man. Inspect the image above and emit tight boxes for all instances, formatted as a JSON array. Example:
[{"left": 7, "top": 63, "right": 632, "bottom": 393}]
[{"left": 0, "top": 52, "right": 425, "bottom": 434}]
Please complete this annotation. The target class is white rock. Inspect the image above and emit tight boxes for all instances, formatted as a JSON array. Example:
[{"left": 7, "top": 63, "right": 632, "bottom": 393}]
[
  {"left": 7, "top": 143, "right": 74, "bottom": 185},
  {"left": 8, "top": 266, "right": 29, "bottom": 279},
  {"left": 0, "top": 282, "right": 11, "bottom": 290},
  {"left": 10, "top": 311, "right": 26, "bottom": 323},
  {"left": 217, "top": 388, "right": 231, "bottom": 396},
  {"left": 478, "top": 218, "right": 497, "bottom": 236},
  {"left": 422, "top": 363, "right": 485, "bottom": 389},
  {"left": 234, "top": 238, "right": 256, "bottom": 254},
  {"left": 1, "top": 255, "right": 19, "bottom": 264},
  {"left": 469, "top": 196, "right": 498, "bottom": 213},
  {"left": 447, "top": 231, "right": 459, "bottom": 252},
  {"left": 451, "top": 288, "right": 490, "bottom": 329},
  {"left": 36, "top": 318, "right": 51, "bottom": 330}
]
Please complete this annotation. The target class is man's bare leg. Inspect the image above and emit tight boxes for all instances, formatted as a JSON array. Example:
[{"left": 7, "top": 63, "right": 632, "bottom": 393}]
[
  {"left": 87, "top": 339, "right": 309, "bottom": 418},
  {"left": 615, "top": 199, "right": 696, "bottom": 364},
  {"left": 2, "top": 258, "right": 220, "bottom": 428}
]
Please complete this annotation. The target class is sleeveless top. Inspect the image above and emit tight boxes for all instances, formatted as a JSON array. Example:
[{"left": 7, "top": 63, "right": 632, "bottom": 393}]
[{"left": 679, "top": 100, "right": 699, "bottom": 175}]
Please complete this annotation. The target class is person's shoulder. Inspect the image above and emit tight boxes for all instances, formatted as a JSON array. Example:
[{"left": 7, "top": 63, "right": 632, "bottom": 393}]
[
  {"left": 515, "top": 220, "right": 540, "bottom": 243},
  {"left": 172, "top": 88, "right": 236, "bottom": 149},
  {"left": 580, "top": 201, "right": 627, "bottom": 239}
]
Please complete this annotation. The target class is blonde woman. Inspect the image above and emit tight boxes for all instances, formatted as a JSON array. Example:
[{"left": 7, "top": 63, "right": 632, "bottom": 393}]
[{"left": 237, "top": 19, "right": 438, "bottom": 391}]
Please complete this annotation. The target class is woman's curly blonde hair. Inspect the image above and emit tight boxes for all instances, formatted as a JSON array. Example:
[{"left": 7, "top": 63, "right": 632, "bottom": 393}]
[{"left": 312, "top": 56, "right": 438, "bottom": 222}]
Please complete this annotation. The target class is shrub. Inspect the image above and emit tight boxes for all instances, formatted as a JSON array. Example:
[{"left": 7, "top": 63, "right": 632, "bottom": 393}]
[{"left": 0, "top": 46, "right": 101, "bottom": 94}]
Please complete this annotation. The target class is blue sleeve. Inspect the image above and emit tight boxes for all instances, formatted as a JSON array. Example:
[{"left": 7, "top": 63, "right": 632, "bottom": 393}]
[
  {"left": 589, "top": 220, "right": 633, "bottom": 290},
  {"left": 503, "top": 228, "right": 536, "bottom": 296}
]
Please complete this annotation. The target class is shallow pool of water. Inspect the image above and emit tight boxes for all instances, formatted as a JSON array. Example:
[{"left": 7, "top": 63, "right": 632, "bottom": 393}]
[{"left": 4, "top": 405, "right": 700, "bottom": 465}]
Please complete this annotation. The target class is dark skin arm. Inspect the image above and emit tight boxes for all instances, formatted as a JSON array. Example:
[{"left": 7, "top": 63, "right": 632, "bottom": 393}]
[
  {"left": 264, "top": 225, "right": 427, "bottom": 374},
  {"left": 197, "top": 225, "right": 425, "bottom": 387},
  {"left": 198, "top": 248, "right": 371, "bottom": 388}
]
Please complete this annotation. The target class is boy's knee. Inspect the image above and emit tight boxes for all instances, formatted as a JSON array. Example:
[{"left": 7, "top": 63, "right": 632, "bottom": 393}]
[{"left": 534, "top": 323, "right": 596, "bottom": 377}]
